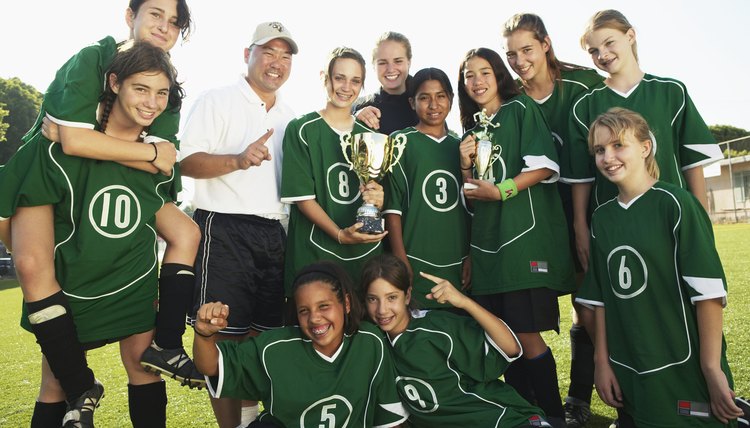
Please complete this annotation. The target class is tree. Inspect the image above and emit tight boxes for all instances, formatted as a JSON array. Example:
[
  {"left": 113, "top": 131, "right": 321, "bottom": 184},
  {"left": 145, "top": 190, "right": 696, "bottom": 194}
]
[{"left": 0, "top": 77, "right": 43, "bottom": 164}]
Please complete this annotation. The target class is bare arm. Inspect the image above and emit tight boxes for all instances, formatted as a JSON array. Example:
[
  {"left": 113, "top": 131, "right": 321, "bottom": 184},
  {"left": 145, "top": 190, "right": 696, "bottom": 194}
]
[
  {"left": 464, "top": 168, "right": 554, "bottom": 202},
  {"left": 696, "top": 298, "right": 743, "bottom": 423},
  {"left": 593, "top": 306, "right": 623, "bottom": 408},
  {"left": 385, "top": 213, "right": 412, "bottom": 280},
  {"left": 181, "top": 129, "right": 274, "bottom": 179},
  {"left": 684, "top": 166, "right": 709, "bottom": 212},
  {"left": 193, "top": 302, "right": 230, "bottom": 377},
  {"left": 421, "top": 272, "right": 520, "bottom": 357},
  {"left": 354, "top": 106, "right": 381, "bottom": 130},
  {"left": 572, "top": 182, "right": 592, "bottom": 271}
]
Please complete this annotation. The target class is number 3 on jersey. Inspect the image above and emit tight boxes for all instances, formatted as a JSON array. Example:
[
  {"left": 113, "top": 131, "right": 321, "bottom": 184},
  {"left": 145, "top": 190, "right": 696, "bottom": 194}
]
[
  {"left": 422, "top": 170, "right": 460, "bottom": 212},
  {"left": 88, "top": 185, "right": 142, "bottom": 239}
]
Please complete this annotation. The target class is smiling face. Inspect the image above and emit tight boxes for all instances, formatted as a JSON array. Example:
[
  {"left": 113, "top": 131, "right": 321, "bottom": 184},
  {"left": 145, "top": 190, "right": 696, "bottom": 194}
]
[
  {"left": 411, "top": 79, "right": 451, "bottom": 132},
  {"left": 325, "top": 57, "right": 364, "bottom": 110},
  {"left": 245, "top": 38, "right": 293, "bottom": 99},
  {"left": 127, "top": 0, "right": 181, "bottom": 52},
  {"left": 374, "top": 40, "right": 410, "bottom": 95},
  {"left": 584, "top": 27, "right": 636, "bottom": 76},
  {"left": 365, "top": 278, "right": 410, "bottom": 339},
  {"left": 462, "top": 56, "right": 501, "bottom": 113},
  {"left": 110, "top": 70, "right": 170, "bottom": 129},
  {"left": 504, "top": 29, "right": 550, "bottom": 84},
  {"left": 592, "top": 125, "right": 651, "bottom": 189},
  {"left": 295, "top": 281, "right": 350, "bottom": 357}
]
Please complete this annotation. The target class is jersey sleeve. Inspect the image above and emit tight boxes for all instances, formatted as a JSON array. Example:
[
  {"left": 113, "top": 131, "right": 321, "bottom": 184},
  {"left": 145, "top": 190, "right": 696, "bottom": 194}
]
[
  {"left": 518, "top": 99, "right": 560, "bottom": 183},
  {"left": 674, "top": 83, "right": 723, "bottom": 170},
  {"left": 372, "top": 335, "right": 410, "bottom": 427},
  {"left": 576, "top": 215, "right": 605, "bottom": 307},
  {"left": 179, "top": 90, "right": 225, "bottom": 159},
  {"left": 280, "top": 117, "right": 317, "bottom": 202},
  {"left": 209, "top": 339, "right": 268, "bottom": 400},
  {"left": 675, "top": 192, "right": 728, "bottom": 305},
  {"left": 382, "top": 132, "right": 408, "bottom": 215},
  {"left": 561, "top": 93, "right": 597, "bottom": 184},
  {"left": 444, "top": 313, "right": 516, "bottom": 382},
  {"left": 43, "top": 37, "right": 116, "bottom": 130}
]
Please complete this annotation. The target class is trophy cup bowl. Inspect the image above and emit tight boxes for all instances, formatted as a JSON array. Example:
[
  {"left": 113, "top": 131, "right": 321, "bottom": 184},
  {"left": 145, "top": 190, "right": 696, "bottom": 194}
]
[
  {"left": 340, "top": 132, "right": 406, "bottom": 234},
  {"left": 464, "top": 139, "right": 494, "bottom": 190}
]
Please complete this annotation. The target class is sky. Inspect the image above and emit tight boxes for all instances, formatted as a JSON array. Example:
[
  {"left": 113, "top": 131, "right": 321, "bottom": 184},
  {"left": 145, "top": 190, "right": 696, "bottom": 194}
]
[
  {"left": 1, "top": 0, "right": 749, "bottom": 132},
  {"left": 1, "top": 1, "right": 748, "bottom": 199}
]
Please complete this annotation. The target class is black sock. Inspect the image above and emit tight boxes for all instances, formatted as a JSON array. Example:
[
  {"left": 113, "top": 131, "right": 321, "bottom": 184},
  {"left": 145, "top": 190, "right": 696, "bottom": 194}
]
[
  {"left": 30, "top": 401, "right": 67, "bottom": 428},
  {"left": 567, "top": 324, "right": 595, "bottom": 403},
  {"left": 526, "top": 347, "right": 564, "bottom": 419},
  {"left": 153, "top": 264, "right": 194, "bottom": 349},
  {"left": 27, "top": 291, "right": 95, "bottom": 402},
  {"left": 503, "top": 358, "right": 535, "bottom": 404},
  {"left": 128, "top": 381, "right": 167, "bottom": 428}
]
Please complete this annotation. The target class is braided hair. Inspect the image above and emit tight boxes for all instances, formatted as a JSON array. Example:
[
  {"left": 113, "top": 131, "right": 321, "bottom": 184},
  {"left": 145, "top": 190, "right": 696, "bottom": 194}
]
[{"left": 99, "top": 40, "right": 184, "bottom": 134}]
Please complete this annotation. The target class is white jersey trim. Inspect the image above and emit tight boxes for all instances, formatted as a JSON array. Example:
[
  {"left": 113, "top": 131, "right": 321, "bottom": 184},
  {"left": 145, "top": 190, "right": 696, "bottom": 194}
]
[
  {"left": 45, "top": 112, "right": 96, "bottom": 130},
  {"left": 280, "top": 194, "right": 315, "bottom": 203},
  {"left": 522, "top": 154, "right": 559, "bottom": 183},
  {"left": 684, "top": 276, "right": 727, "bottom": 307},
  {"left": 574, "top": 298, "right": 603, "bottom": 310},
  {"left": 471, "top": 188, "right": 536, "bottom": 254},
  {"left": 483, "top": 317, "right": 522, "bottom": 362}
]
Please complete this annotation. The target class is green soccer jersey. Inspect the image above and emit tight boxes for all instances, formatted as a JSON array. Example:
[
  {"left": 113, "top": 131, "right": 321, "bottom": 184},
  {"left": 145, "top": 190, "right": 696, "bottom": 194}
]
[
  {"left": 212, "top": 321, "right": 408, "bottom": 428},
  {"left": 20, "top": 36, "right": 180, "bottom": 199},
  {"left": 467, "top": 94, "right": 575, "bottom": 296},
  {"left": 526, "top": 69, "right": 604, "bottom": 156},
  {"left": 383, "top": 128, "right": 470, "bottom": 308},
  {"left": 18, "top": 139, "right": 170, "bottom": 342},
  {"left": 281, "top": 112, "right": 382, "bottom": 295},
  {"left": 389, "top": 310, "right": 549, "bottom": 427},
  {"left": 564, "top": 74, "right": 722, "bottom": 210},
  {"left": 578, "top": 182, "right": 734, "bottom": 427}
]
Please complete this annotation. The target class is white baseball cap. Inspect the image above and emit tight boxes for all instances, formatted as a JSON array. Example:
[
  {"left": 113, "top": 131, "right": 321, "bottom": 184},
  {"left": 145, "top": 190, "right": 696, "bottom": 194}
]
[{"left": 250, "top": 21, "right": 299, "bottom": 54}]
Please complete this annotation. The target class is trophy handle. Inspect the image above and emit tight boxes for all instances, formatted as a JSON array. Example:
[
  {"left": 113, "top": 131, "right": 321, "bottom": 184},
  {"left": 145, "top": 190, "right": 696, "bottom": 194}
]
[
  {"left": 384, "top": 133, "right": 407, "bottom": 174},
  {"left": 339, "top": 132, "right": 354, "bottom": 170}
]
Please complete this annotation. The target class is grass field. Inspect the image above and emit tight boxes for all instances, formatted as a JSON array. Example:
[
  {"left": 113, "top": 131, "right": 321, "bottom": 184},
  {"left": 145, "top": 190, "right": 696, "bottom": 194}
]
[{"left": 1, "top": 223, "right": 748, "bottom": 427}]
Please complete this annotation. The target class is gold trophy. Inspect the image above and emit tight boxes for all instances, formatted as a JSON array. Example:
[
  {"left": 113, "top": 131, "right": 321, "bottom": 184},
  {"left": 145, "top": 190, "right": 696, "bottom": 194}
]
[
  {"left": 464, "top": 109, "right": 501, "bottom": 190},
  {"left": 340, "top": 132, "right": 406, "bottom": 233}
]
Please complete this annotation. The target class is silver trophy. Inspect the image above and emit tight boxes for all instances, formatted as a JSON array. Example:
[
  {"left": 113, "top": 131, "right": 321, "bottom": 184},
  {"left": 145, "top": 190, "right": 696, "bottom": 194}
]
[
  {"left": 340, "top": 132, "right": 406, "bottom": 234},
  {"left": 464, "top": 109, "right": 501, "bottom": 190}
]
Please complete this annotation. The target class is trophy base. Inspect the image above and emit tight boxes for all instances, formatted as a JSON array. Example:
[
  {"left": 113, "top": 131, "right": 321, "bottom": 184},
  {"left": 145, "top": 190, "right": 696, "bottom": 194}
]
[
  {"left": 463, "top": 182, "right": 478, "bottom": 190},
  {"left": 356, "top": 215, "right": 385, "bottom": 234}
]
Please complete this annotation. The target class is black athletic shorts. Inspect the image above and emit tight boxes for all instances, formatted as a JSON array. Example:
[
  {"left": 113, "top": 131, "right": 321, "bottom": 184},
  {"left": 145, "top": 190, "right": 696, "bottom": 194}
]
[
  {"left": 188, "top": 209, "right": 285, "bottom": 335},
  {"left": 472, "top": 287, "right": 560, "bottom": 334}
]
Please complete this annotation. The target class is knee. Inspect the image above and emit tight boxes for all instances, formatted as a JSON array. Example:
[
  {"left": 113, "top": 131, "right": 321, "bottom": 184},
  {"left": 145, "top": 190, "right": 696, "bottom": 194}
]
[
  {"left": 13, "top": 247, "right": 54, "bottom": 283},
  {"left": 163, "top": 218, "right": 201, "bottom": 253}
]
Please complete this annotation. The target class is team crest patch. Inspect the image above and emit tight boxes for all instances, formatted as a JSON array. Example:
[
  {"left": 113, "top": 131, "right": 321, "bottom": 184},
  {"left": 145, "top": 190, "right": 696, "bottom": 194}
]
[
  {"left": 677, "top": 400, "right": 710, "bottom": 418},
  {"left": 530, "top": 261, "right": 548, "bottom": 273}
]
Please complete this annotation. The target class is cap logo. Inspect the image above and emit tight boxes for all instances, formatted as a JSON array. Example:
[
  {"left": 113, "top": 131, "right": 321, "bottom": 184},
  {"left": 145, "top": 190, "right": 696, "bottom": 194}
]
[{"left": 268, "top": 22, "right": 285, "bottom": 32}]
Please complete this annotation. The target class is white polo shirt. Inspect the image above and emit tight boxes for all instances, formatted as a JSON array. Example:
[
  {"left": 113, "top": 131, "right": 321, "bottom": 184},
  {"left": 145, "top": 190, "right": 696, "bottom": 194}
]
[{"left": 180, "top": 76, "right": 295, "bottom": 218}]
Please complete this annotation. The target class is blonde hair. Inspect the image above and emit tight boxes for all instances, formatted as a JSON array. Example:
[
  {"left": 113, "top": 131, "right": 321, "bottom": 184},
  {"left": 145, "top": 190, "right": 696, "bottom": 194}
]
[
  {"left": 581, "top": 9, "right": 639, "bottom": 62},
  {"left": 588, "top": 107, "right": 659, "bottom": 179}
]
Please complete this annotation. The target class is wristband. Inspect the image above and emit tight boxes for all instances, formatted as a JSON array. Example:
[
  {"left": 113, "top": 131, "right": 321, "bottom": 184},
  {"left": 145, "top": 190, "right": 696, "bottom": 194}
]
[
  {"left": 194, "top": 329, "right": 215, "bottom": 338},
  {"left": 337, "top": 228, "right": 343, "bottom": 245},
  {"left": 460, "top": 165, "right": 473, "bottom": 171},
  {"left": 496, "top": 178, "right": 518, "bottom": 201},
  {"left": 149, "top": 142, "right": 158, "bottom": 162}
]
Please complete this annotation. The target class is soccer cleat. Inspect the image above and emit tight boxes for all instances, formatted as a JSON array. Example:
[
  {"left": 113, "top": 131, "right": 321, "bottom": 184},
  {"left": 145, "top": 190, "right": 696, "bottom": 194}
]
[
  {"left": 564, "top": 396, "right": 592, "bottom": 427},
  {"left": 140, "top": 342, "right": 206, "bottom": 389},
  {"left": 62, "top": 379, "right": 104, "bottom": 428}
]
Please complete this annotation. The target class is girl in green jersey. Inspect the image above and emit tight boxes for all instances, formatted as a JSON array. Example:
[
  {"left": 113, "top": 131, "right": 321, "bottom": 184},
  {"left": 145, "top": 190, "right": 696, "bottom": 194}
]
[
  {"left": 580, "top": 107, "right": 742, "bottom": 427},
  {"left": 194, "top": 261, "right": 408, "bottom": 428},
  {"left": 362, "top": 254, "right": 552, "bottom": 427},
  {"left": 502, "top": 13, "right": 604, "bottom": 427}
]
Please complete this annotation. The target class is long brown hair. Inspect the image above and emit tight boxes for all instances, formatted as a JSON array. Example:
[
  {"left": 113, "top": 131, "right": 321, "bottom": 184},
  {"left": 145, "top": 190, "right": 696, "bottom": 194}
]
[
  {"left": 503, "top": 13, "right": 590, "bottom": 84},
  {"left": 457, "top": 48, "right": 520, "bottom": 132},
  {"left": 100, "top": 41, "right": 184, "bottom": 134}
]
